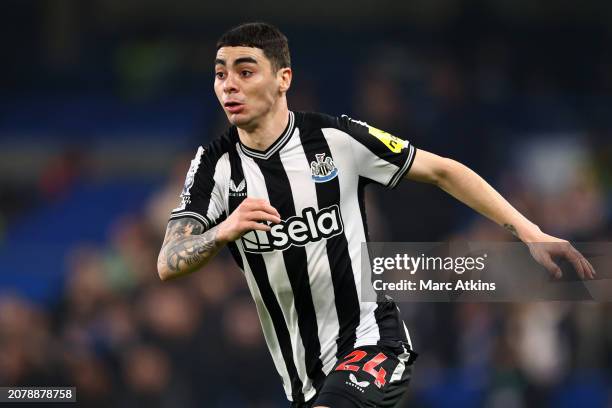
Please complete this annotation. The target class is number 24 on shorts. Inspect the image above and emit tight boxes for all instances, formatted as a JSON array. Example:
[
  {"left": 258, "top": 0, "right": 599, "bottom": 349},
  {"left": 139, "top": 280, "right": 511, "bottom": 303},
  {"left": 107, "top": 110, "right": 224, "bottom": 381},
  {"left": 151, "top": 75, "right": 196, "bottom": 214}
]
[{"left": 335, "top": 350, "right": 388, "bottom": 388}]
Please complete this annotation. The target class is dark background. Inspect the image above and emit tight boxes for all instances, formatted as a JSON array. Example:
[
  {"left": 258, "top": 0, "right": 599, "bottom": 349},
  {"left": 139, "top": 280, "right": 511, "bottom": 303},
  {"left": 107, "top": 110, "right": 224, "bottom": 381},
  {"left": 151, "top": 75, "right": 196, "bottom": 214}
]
[{"left": 1, "top": 1, "right": 611, "bottom": 406}]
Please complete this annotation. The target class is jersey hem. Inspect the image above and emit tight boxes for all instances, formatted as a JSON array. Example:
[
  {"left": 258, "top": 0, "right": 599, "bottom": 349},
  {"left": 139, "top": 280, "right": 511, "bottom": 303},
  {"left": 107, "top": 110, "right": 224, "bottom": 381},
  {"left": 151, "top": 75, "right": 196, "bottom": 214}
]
[
  {"left": 168, "top": 211, "right": 210, "bottom": 229},
  {"left": 387, "top": 145, "right": 417, "bottom": 189},
  {"left": 286, "top": 386, "right": 318, "bottom": 403}
]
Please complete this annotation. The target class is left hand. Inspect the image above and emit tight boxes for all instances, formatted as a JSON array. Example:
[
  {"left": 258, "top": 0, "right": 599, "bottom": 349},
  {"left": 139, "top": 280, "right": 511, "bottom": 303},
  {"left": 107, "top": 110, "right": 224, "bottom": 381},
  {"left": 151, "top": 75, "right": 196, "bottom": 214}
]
[{"left": 525, "top": 232, "right": 596, "bottom": 280}]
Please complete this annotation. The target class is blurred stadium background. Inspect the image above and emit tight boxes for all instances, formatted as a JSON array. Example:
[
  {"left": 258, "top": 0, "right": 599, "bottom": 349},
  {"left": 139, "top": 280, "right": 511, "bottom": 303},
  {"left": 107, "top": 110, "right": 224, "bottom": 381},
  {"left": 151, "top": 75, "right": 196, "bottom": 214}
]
[{"left": 1, "top": 1, "right": 612, "bottom": 407}]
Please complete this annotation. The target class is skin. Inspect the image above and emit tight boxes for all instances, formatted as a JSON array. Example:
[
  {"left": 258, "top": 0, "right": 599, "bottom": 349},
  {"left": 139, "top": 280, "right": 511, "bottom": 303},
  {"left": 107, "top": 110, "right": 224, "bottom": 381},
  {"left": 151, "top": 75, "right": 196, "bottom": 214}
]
[
  {"left": 405, "top": 149, "right": 596, "bottom": 280},
  {"left": 158, "top": 46, "right": 285, "bottom": 281},
  {"left": 157, "top": 198, "right": 280, "bottom": 281},
  {"left": 157, "top": 44, "right": 595, "bottom": 408},
  {"left": 214, "top": 46, "right": 293, "bottom": 151}
]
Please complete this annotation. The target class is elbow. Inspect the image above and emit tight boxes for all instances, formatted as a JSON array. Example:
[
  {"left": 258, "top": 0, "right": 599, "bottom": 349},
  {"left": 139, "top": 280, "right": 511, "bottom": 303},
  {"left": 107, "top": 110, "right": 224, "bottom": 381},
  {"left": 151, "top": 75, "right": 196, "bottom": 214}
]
[
  {"left": 430, "top": 156, "right": 456, "bottom": 186},
  {"left": 157, "top": 262, "right": 169, "bottom": 282},
  {"left": 156, "top": 254, "right": 194, "bottom": 281},
  {"left": 156, "top": 252, "right": 171, "bottom": 281}
]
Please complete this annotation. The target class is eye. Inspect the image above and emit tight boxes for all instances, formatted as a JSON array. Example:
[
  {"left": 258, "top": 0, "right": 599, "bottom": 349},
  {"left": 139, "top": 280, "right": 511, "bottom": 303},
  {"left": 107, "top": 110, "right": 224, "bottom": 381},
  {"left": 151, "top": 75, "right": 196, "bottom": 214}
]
[
  {"left": 215, "top": 71, "right": 225, "bottom": 79},
  {"left": 241, "top": 70, "right": 253, "bottom": 77}
]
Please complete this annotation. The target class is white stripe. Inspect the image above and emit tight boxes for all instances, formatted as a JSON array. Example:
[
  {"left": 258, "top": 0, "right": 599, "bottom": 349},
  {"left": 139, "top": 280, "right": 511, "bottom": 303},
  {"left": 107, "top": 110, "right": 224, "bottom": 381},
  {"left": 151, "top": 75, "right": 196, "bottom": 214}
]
[
  {"left": 403, "top": 321, "right": 413, "bottom": 349},
  {"left": 187, "top": 146, "right": 205, "bottom": 194},
  {"left": 388, "top": 144, "right": 415, "bottom": 188},
  {"left": 340, "top": 127, "right": 404, "bottom": 188},
  {"left": 390, "top": 345, "right": 410, "bottom": 383},
  {"left": 172, "top": 146, "right": 205, "bottom": 212},
  {"left": 206, "top": 152, "right": 230, "bottom": 224},
  {"left": 234, "top": 242, "right": 294, "bottom": 400},
  {"left": 238, "top": 152, "right": 314, "bottom": 398},
  {"left": 170, "top": 151, "right": 230, "bottom": 229},
  {"left": 322, "top": 128, "right": 381, "bottom": 348},
  {"left": 280, "top": 129, "right": 340, "bottom": 375}
]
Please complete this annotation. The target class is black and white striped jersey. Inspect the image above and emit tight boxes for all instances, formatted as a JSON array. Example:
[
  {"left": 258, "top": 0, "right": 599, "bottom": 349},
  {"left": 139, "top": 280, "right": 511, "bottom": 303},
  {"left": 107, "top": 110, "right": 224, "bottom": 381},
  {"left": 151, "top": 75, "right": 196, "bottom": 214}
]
[{"left": 170, "top": 111, "right": 417, "bottom": 403}]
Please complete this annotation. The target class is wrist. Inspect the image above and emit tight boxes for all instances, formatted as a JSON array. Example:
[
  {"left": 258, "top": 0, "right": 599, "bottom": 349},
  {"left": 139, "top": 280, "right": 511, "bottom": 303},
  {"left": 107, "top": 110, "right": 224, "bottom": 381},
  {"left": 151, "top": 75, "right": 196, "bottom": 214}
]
[
  {"left": 518, "top": 223, "right": 542, "bottom": 243},
  {"left": 215, "top": 221, "right": 231, "bottom": 245}
]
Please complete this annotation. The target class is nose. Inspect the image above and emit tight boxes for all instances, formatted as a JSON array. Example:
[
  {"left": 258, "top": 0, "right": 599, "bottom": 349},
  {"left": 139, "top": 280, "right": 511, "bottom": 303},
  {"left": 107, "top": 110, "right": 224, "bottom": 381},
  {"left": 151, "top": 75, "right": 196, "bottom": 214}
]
[{"left": 223, "top": 72, "right": 239, "bottom": 94}]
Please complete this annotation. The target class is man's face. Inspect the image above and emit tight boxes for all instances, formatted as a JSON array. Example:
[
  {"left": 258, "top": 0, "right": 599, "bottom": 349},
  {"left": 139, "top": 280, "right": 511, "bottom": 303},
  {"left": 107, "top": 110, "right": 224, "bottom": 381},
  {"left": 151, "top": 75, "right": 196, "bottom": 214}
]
[{"left": 214, "top": 46, "right": 287, "bottom": 129}]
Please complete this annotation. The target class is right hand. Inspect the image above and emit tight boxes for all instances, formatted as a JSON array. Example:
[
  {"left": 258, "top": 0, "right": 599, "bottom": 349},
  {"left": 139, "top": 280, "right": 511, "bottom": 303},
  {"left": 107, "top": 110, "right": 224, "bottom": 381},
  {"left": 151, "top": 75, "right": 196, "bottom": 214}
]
[{"left": 217, "top": 197, "right": 281, "bottom": 244}]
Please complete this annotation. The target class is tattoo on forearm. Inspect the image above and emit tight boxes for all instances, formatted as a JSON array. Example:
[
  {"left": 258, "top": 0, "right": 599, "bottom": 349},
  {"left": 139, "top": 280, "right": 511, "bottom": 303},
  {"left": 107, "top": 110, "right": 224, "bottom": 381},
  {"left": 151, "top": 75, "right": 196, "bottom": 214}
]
[
  {"left": 159, "top": 218, "right": 222, "bottom": 274},
  {"left": 165, "top": 217, "right": 205, "bottom": 240},
  {"left": 503, "top": 223, "right": 518, "bottom": 237},
  {"left": 164, "top": 227, "right": 219, "bottom": 271}
]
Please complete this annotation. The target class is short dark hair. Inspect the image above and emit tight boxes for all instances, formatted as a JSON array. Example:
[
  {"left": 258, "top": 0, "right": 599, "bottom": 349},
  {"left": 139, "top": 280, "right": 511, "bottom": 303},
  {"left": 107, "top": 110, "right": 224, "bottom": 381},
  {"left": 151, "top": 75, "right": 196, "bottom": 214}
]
[{"left": 216, "top": 22, "right": 291, "bottom": 71}]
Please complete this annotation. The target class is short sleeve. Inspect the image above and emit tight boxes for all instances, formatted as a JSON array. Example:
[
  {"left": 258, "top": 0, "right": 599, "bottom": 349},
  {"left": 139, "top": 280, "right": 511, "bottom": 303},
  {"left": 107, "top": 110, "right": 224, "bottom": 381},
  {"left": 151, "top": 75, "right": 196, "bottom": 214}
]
[
  {"left": 169, "top": 146, "right": 227, "bottom": 230},
  {"left": 339, "top": 115, "right": 416, "bottom": 189}
]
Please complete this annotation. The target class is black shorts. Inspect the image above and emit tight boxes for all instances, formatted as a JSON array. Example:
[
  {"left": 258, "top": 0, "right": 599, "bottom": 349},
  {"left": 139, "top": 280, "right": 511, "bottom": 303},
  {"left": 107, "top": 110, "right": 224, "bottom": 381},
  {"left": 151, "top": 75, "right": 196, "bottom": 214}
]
[{"left": 291, "top": 344, "right": 417, "bottom": 408}]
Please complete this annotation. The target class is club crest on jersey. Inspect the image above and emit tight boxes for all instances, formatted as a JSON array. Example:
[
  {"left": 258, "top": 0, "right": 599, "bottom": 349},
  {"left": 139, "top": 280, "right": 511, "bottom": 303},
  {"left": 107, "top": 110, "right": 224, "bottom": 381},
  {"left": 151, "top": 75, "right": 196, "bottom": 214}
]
[
  {"left": 310, "top": 153, "right": 338, "bottom": 183},
  {"left": 229, "top": 178, "right": 246, "bottom": 197}
]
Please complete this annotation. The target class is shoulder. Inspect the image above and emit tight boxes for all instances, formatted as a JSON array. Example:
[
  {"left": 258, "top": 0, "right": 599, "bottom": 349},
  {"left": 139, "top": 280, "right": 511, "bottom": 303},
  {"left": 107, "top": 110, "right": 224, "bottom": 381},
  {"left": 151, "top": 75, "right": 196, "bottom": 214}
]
[
  {"left": 294, "top": 111, "right": 368, "bottom": 135},
  {"left": 204, "top": 127, "right": 238, "bottom": 158},
  {"left": 190, "top": 126, "right": 237, "bottom": 166},
  {"left": 181, "top": 128, "right": 236, "bottom": 184},
  {"left": 294, "top": 111, "right": 341, "bottom": 132}
]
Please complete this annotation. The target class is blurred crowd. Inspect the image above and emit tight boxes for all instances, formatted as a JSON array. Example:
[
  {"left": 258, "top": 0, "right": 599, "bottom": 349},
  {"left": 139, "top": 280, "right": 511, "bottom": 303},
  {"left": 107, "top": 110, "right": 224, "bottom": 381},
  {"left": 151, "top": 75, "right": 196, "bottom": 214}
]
[
  {"left": 1, "top": 122, "right": 611, "bottom": 407},
  {"left": 0, "top": 153, "right": 611, "bottom": 407},
  {"left": 0, "top": 166, "right": 286, "bottom": 407}
]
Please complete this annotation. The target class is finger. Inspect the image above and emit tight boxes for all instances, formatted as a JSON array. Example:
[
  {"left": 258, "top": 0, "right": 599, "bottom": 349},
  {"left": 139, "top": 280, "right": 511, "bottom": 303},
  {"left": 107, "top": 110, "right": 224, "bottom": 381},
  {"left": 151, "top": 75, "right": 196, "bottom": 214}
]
[
  {"left": 243, "top": 197, "right": 266, "bottom": 205},
  {"left": 573, "top": 254, "right": 592, "bottom": 280},
  {"left": 263, "top": 204, "right": 281, "bottom": 219},
  {"left": 246, "top": 221, "right": 272, "bottom": 232},
  {"left": 585, "top": 257, "right": 596, "bottom": 278},
  {"left": 564, "top": 247, "right": 585, "bottom": 279},
  {"left": 242, "top": 198, "right": 266, "bottom": 209},
  {"left": 540, "top": 255, "right": 562, "bottom": 279},
  {"left": 582, "top": 257, "right": 596, "bottom": 279},
  {"left": 249, "top": 202, "right": 281, "bottom": 219},
  {"left": 247, "top": 210, "right": 281, "bottom": 224},
  {"left": 574, "top": 256, "right": 589, "bottom": 280}
]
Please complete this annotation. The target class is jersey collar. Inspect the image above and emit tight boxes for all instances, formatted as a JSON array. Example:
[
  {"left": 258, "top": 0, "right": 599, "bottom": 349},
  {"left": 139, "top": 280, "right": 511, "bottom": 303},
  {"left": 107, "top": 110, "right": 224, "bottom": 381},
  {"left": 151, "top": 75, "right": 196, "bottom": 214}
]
[{"left": 238, "top": 111, "right": 295, "bottom": 160}]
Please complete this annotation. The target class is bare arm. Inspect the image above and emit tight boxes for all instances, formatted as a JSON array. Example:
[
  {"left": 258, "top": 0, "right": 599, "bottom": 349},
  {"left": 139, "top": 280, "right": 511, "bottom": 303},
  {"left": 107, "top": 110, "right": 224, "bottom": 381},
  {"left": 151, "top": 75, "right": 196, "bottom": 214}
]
[
  {"left": 405, "top": 149, "right": 539, "bottom": 240},
  {"left": 157, "top": 218, "right": 224, "bottom": 281},
  {"left": 405, "top": 149, "right": 596, "bottom": 279},
  {"left": 157, "top": 197, "right": 281, "bottom": 281}
]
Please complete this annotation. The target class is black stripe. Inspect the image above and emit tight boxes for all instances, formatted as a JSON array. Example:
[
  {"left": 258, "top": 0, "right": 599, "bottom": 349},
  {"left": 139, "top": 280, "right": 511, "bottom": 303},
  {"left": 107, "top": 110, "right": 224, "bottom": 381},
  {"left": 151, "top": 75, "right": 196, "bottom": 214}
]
[
  {"left": 254, "top": 152, "right": 326, "bottom": 392},
  {"left": 299, "top": 129, "right": 360, "bottom": 358},
  {"left": 387, "top": 145, "right": 416, "bottom": 189},
  {"left": 374, "top": 297, "right": 408, "bottom": 347},
  {"left": 357, "top": 176, "right": 372, "bottom": 242},
  {"left": 226, "top": 147, "right": 305, "bottom": 403},
  {"left": 357, "top": 176, "right": 406, "bottom": 346},
  {"left": 339, "top": 115, "right": 415, "bottom": 187},
  {"left": 226, "top": 242, "right": 243, "bottom": 271},
  {"left": 243, "top": 252, "right": 305, "bottom": 403}
]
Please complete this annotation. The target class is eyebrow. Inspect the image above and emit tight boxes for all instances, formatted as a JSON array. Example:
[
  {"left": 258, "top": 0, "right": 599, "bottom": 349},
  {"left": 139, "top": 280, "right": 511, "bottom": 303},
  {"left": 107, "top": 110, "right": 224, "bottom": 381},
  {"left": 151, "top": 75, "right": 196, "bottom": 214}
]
[{"left": 214, "top": 56, "right": 259, "bottom": 66}]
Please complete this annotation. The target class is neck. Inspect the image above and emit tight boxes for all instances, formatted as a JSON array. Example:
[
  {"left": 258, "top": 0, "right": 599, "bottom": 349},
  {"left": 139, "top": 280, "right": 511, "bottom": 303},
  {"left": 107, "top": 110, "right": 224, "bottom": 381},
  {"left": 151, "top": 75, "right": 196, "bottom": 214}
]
[{"left": 237, "top": 100, "right": 290, "bottom": 151}]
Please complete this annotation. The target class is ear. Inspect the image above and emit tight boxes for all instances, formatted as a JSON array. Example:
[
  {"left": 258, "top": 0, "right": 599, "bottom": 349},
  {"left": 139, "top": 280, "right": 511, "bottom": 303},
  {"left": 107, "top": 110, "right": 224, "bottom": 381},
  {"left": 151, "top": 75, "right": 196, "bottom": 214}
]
[{"left": 278, "top": 67, "right": 292, "bottom": 93}]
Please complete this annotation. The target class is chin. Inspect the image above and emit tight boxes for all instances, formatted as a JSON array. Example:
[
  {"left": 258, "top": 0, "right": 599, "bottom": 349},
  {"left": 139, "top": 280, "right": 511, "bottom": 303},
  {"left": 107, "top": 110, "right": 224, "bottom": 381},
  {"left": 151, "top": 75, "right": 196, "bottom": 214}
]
[{"left": 228, "top": 112, "right": 254, "bottom": 128}]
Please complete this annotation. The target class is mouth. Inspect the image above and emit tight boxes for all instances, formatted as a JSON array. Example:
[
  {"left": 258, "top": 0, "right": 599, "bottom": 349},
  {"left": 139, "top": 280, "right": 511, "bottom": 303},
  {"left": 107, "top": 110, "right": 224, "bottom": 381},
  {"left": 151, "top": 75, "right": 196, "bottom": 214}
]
[{"left": 224, "top": 101, "right": 245, "bottom": 114}]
